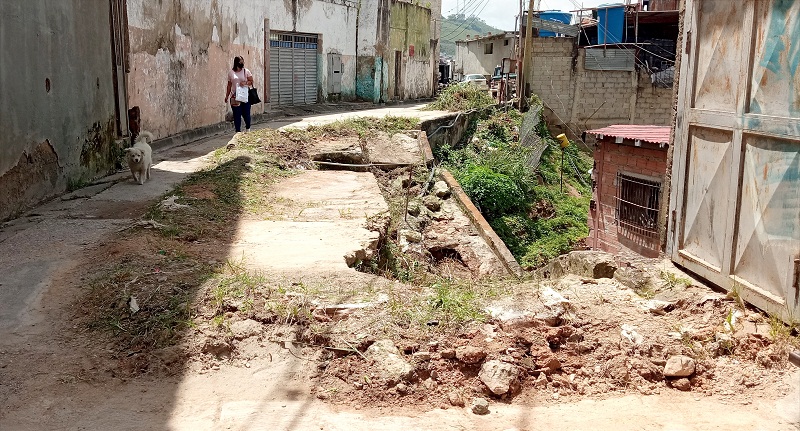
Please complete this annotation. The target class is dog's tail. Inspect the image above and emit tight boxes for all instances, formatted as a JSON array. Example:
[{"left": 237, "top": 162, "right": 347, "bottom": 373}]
[{"left": 137, "top": 131, "right": 155, "bottom": 144}]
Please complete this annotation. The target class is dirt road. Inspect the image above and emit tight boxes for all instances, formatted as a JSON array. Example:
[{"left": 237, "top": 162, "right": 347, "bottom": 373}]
[{"left": 1, "top": 104, "right": 798, "bottom": 430}]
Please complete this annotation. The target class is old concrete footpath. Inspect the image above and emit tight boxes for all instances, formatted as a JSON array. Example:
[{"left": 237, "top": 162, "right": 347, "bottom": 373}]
[{"left": 1, "top": 103, "right": 798, "bottom": 431}]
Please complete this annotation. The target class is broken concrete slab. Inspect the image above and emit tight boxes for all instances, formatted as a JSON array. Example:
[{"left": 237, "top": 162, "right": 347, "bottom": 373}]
[
  {"left": 307, "top": 137, "right": 364, "bottom": 165},
  {"left": 365, "top": 132, "right": 422, "bottom": 166}
]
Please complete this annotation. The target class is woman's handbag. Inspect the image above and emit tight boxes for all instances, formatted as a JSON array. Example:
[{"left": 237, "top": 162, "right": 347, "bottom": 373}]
[
  {"left": 235, "top": 85, "right": 249, "bottom": 103},
  {"left": 248, "top": 87, "right": 261, "bottom": 105}
]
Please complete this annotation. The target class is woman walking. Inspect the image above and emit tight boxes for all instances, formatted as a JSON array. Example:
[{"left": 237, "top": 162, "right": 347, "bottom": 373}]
[{"left": 226, "top": 56, "right": 254, "bottom": 133}]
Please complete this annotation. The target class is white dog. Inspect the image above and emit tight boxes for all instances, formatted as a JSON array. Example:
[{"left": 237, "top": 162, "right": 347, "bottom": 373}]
[{"left": 125, "top": 131, "right": 153, "bottom": 185}]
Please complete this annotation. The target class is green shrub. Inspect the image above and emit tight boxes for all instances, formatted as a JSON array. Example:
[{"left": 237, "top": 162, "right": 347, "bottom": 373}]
[{"left": 458, "top": 165, "right": 525, "bottom": 218}]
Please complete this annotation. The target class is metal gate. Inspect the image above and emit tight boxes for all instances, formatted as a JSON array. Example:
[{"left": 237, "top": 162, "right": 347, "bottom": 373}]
[
  {"left": 668, "top": 0, "right": 800, "bottom": 321},
  {"left": 269, "top": 32, "right": 318, "bottom": 106}
]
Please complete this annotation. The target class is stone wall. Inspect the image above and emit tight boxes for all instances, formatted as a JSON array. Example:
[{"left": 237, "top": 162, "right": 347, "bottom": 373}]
[
  {"left": 588, "top": 137, "right": 669, "bottom": 257},
  {"left": 0, "top": 1, "right": 119, "bottom": 221}
]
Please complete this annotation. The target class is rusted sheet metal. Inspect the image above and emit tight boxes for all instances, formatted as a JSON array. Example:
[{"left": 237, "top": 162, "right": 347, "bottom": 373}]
[{"left": 669, "top": 0, "right": 800, "bottom": 323}]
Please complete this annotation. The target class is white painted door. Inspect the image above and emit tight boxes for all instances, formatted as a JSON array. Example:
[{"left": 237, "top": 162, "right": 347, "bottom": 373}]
[{"left": 669, "top": 0, "right": 800, "bottom": 321}]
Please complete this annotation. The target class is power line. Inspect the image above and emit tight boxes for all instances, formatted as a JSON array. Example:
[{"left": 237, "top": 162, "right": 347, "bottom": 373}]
[{"left": 441, "top": 0, "right": 492, "bottom": 39}]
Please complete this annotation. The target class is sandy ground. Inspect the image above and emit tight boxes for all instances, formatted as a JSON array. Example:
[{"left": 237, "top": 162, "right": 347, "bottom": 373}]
[{"left": 1, "top": 104, "right": 798, "bottom": 431}]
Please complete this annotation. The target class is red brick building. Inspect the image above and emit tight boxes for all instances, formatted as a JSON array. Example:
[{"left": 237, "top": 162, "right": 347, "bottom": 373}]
[{"left": 586, "top": 125, "right": 671, "bottom": 257}]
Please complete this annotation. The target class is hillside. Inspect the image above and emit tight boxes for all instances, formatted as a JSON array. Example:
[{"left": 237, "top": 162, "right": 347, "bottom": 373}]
[{"left": 441, "top": 13, "right": 505, "bottom": 57}]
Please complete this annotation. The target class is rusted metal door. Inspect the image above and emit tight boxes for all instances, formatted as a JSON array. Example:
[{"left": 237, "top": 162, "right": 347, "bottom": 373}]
[{"left": 669, "top": 0, "right": 800, "bottom": 321}]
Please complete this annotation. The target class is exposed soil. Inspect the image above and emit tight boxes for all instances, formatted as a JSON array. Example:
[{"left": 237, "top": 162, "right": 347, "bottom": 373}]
[{"left": 1, "top": 120, "right": 798, "bottom": 430}]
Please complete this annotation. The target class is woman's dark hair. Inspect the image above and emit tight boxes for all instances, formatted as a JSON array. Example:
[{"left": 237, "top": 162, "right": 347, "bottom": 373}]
[{"left": 232, "top": 56, "right": 244, "bottom": 71}]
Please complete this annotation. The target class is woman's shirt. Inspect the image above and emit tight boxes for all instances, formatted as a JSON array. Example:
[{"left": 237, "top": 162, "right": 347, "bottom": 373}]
[{"left": 227, "top": 68, "right": 252, "bottom": 102}]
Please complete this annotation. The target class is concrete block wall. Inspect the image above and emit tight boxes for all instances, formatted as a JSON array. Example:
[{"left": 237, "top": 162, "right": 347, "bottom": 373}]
[
  {"left": 587, "top": 138, "right": 668, "bottom": 257},
  {"left": 525, "top": 38, "right": 674, "bottom": 140}
]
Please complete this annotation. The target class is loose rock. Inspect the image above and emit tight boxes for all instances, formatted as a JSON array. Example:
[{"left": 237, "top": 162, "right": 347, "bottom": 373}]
[
  {"left": 455, "top": 346, "right": 486, "bottom": 364},
  {"left": 671, "top": 378, "right": 691, "bottom": 391},
  {"left": 478, "top": 360, "right": 520, "bottom": 395},
  {"left": 431, "top": 181, "right": 451, "bottom": 199},
  {"left": 365, "top": 340, "right": 414, "bottom": 382},
  {"left": 664, "top": 355, "right": 696, "bottom": 377},
  {"left": 448, "top": 391, "right": 465, "bottom": 407},
  {"left": 471, "top": 397, "right": 490, "bottom": 415},
  {"left": 423, "top": 195, "right": 442, "bottom": 212}
]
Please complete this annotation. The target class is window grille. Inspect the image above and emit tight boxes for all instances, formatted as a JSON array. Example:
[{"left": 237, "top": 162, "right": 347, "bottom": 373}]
[
  {"left": 269, "top": 33, "right": 318, "bottom": 49},
  {"left": 615, "top": 173, "right": 661, "bottom": 238}
]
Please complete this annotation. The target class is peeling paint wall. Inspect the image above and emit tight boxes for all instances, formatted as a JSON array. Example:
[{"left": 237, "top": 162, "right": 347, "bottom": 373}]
[
  {"left": 387, "top": 0, "right": 433, "bottom": 100},
  {"left": 356, "top": 0, "right": 390, "bottom": 102},
  {"left": 126, "top": 0, "right": 267, "bottom": 139},
  {"left": 0, "top": 1, "right": 119, "bottom": 221},
  {"left": 127, "top": 0, "right": 359, "bottom": 137}
]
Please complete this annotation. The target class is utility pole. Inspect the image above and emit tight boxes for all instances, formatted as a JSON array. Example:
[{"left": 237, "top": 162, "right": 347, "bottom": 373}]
[{"left": 519, "top": 0, "right": 535, "bottom": 110}]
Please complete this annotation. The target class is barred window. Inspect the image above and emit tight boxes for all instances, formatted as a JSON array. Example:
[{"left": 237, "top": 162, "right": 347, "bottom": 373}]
[{"left": 615, "top": 173, "right": 661, "bottom": 238}]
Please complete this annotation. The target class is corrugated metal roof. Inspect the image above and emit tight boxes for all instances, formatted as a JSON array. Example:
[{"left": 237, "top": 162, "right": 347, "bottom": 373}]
[{"left": 586, "top": 125, "right": 671, "bottom": 144}]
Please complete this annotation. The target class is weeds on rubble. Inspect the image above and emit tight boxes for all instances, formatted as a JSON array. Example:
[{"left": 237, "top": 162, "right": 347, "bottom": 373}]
[
  {"left": 426, "top": 83, "right": 495, "bottom": 112},
  {"left": 282, "top": 116, "right": 419, "bottom": 142},
  {"left": 768, "top": 312, "right": 800, "bottom": 346},
  {"left": 660, "top": 270, "right": 692, "bottom": 289},
  {"left": 632, "top": 278, "right": 656, "bottom": 299},
  {"left": 387, "top": 277, "right": 498, "bottom": 330},
  {"left": 728, "top": 281, "right": 746, "bottom": 310},
  {"left": 208, "top": 258, "right": 267, "bottom": 313}
]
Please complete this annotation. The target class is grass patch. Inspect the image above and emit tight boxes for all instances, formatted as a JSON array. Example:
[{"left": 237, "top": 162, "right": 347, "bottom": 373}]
[
  {"left": 282, "top": 116, "right": 420, "bottom": 142},
  {"left": 426, "top": 83, "right": 495, "bottom": 112},
  {"left": 660, "top": 270, "right": 692, "bottom": 289}
]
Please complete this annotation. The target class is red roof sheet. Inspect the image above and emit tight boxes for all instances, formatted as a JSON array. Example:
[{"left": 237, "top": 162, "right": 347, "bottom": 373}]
[{"left": 586, "top": 125, "right": 671, "bottom": 144}]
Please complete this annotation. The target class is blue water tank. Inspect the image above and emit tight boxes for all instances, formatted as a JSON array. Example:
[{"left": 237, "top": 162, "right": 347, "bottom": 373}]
[
  {"left": 597, "top": 3, "right": 625, "bottom": 44},
  {"left": 538, "top": 11, "right": 572, "bottom": 37}
]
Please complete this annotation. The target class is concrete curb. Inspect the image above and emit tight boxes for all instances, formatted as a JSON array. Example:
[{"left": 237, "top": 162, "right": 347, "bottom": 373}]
[
  {"left": 149, "top": 111, "right": 287, "bottom": 152},
  {"left": 417, "top": 131, "right": 435, "bottom": 167},
  {"left": 439, "top": 169, "right": 524, "bottom": 278}
]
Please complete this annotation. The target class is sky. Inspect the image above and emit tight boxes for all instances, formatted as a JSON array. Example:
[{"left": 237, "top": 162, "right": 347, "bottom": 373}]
[{"left": 441, "top": 0, "right": 611, "bottom": 31}]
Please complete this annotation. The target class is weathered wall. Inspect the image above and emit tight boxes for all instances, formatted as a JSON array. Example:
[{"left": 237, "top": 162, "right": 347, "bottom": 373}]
[
  {"left": 455, "top": 34, "right": 516, "bottom": 78},
  {"left": 269, "top": 0, "right": 358, "bottom": 100},
  {"left": 526, "top": 38, "right": 673, "bottom": 140},
  {"left": 127, "top": 0, "right": 359, "bottom": 138},
  {"left": 387, "top": 1, "right": 433, "bottom": 100},
  {"left": 356, "top": 0, "right": 390, "bottom": 103},
  {"left": 0, "top": 1, "right": 118, "bottom": 221},
  {"left": 127, "top": 0, "right": 266, "bottom": 138},
  {"left": 588, "top": 138, "right": 668, "bottom": 257}
]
